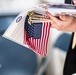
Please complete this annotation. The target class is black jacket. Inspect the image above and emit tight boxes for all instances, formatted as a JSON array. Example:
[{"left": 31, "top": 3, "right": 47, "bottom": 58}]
[
  {"left": 63, "top": 0, "right": 76, "bottom": 75},
  {"left": 63, "top": 33, "right": 76, "bottom": 75}
]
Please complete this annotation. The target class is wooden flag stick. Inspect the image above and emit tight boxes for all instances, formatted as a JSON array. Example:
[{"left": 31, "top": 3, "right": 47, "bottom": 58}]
[
  {"left": 31, "top": 19, "right": 54, "bottom": 23},
  {"left": 28, "top": 17, "right": 54, "bottom": 25},
  {"left": 28, "top": 11, "right": 44, "bottom": 18}
]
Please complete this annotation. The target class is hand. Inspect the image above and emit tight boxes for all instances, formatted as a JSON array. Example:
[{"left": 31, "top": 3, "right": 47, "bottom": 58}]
[
  {"left": 72, "top": 0, "right": 76, "bottom": 5},
  {"left": 46, "top": 12, "right": 76, "bottom": 32}
]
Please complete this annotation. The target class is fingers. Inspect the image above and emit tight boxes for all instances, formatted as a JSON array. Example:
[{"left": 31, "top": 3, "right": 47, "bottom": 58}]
[
  {"left": 46, "top": 12, "right": 61, "bottom": 24},
  {"left": 45, "top": 12, "right": 76, "bottom": 32},
  {"left": 43, "top": 15, "right": 50, "bottom": 19},
  {"left": 59, "top": 14, "right": 71, "bottom": 21}
]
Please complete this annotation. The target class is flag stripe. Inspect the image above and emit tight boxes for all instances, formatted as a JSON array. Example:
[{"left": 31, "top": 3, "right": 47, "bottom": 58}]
[
  {"left": 24, "top": 22, "right": 51, "bottom": 56},
  {"left": 40, "top": 22, "right": 45, "bottom": 55}
]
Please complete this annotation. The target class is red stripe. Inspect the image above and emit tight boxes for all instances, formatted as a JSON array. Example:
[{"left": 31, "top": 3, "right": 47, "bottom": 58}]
[
  {"left": 24, "top": 22, "right": 51, "bottom": 56},
  {"left": 42, "top": 22, "right": 46, "bottom": 55},
  {"left": 45, "top": 22, "right": 49, "bottom": 55},
  {"left": 40, "top": 22, "right": 45, "bottom": 55},
  {"left": 43, "top": 22, "right": 48, "bottom": 55}
]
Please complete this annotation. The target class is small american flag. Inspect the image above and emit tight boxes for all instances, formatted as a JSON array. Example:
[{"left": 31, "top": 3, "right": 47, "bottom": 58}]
[{"left": 24, "top": 15, "right": 51, "bottom": 56}]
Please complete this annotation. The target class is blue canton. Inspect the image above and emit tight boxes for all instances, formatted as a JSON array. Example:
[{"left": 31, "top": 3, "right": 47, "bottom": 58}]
[{"left": 24, "top": 12, "right": 42, "bottom": 39}]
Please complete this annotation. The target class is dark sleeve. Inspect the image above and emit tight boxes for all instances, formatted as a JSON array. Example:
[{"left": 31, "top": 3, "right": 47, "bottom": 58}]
[{"left": 63, "top": 33, "right": 76, "bottom": 75}]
